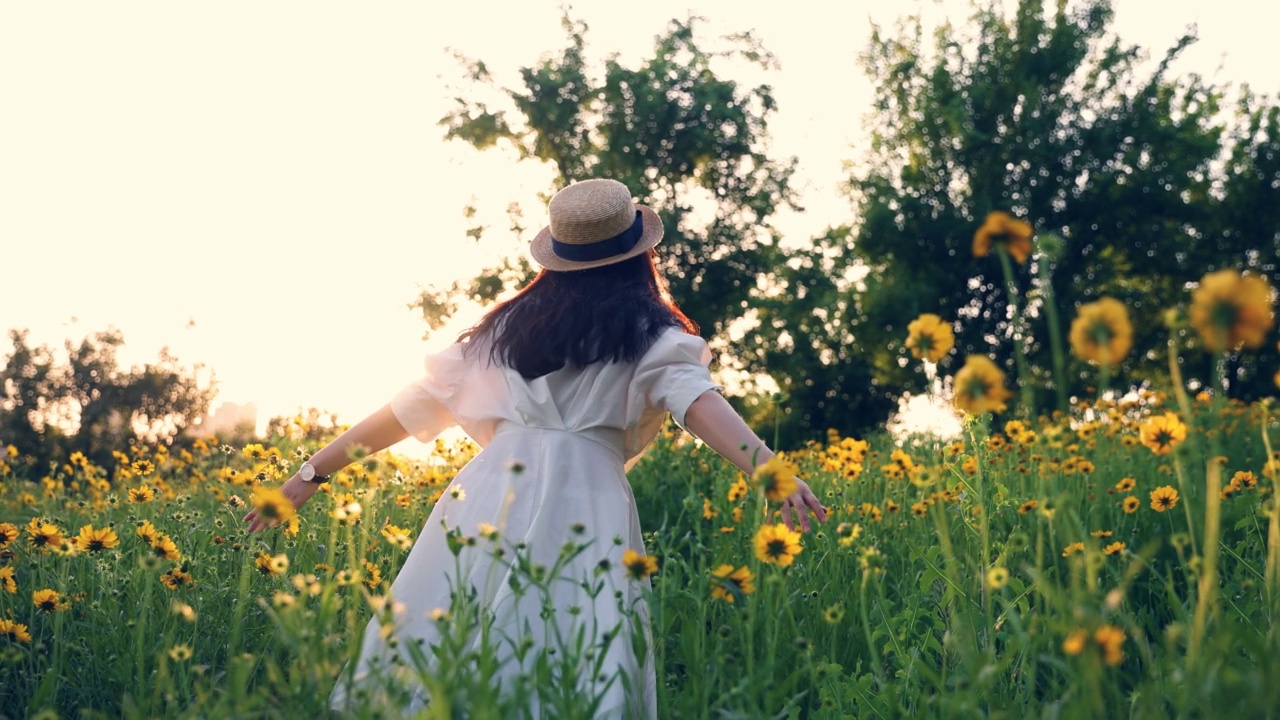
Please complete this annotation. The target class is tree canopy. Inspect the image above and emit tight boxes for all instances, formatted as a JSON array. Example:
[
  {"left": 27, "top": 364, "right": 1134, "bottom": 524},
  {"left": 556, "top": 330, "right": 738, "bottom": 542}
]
[
  {"left": 0, "top": 329, "right": 215, "bottom": 474},
  {"left": 414, "top": 3, "right": 1278, "bottom": 445},
  {"left": 848, "top": 0, "right": 1279, "bottom": 411}
]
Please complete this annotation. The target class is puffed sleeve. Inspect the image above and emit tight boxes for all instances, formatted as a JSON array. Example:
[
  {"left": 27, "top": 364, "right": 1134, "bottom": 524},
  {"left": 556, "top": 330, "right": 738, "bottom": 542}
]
[
  {"left": 390, "top": 342, "right": 469, "bottom": 443},
  {"left": 630, "top": 328, "right": 723, "bottom": 428}
]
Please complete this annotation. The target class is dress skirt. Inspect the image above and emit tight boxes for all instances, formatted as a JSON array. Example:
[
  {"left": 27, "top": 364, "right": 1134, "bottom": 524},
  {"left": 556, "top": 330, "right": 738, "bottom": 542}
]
[{"left": 329, "top": 427, "right": 659, "bottom": 719}]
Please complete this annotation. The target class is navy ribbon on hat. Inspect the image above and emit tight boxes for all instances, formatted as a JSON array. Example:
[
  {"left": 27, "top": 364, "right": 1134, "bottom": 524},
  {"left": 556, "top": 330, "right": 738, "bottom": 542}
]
[{"left": 551, "top": 211, "right": 644, "bottom": 262}]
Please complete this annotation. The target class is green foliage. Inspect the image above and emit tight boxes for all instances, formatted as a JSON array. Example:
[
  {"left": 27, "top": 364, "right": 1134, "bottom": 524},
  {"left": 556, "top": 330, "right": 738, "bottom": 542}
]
[
  {"left": 0, "top": 328, "right": 215, "bottom": 472},
  {"left": 848, "top": 0, "right": 1280, "bottom": 413},
  {"left": 4, "top": 395, "right": 1280, "bottom": 717}
]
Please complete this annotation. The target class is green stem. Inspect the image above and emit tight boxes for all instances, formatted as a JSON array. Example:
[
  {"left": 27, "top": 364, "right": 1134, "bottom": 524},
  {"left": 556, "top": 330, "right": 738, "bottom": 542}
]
[
  {"left": 1040, "top": 270, "right": 1068, "bottom": 415},
  {"left": 1254, "top": 405, "right": 1280, "bottom": 621},
  {"left": 1172, "top": 455, "right": 1199, "bottom": 558},
  {"left": 858, "top": 575, "right": 885, "bottom": 680},
  {"left": 997, "top": 248, "right": 1035, "bottom": 418}
]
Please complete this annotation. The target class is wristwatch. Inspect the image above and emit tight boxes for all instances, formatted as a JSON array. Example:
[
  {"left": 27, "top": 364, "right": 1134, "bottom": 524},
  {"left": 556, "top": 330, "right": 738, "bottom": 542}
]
[{"left": 298, "top": 462, "right": 330, "bottom": 484}]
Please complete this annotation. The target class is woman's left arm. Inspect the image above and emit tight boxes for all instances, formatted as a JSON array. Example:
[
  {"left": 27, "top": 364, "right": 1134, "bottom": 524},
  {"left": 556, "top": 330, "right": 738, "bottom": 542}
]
[{"left": 242, "top": 403, "right": 409, "bottom": 532}]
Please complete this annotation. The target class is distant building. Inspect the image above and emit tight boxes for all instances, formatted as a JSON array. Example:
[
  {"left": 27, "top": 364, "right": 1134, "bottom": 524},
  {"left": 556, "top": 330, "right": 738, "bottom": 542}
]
[{"left": 191, "top": 401, "right": 257, "bottom": 437}]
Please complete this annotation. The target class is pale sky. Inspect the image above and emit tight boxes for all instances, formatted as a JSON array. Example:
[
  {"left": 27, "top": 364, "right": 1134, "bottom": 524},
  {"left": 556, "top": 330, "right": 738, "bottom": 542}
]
[{"left": 2, "top": 0, "right": 1276, "bottom": 447}]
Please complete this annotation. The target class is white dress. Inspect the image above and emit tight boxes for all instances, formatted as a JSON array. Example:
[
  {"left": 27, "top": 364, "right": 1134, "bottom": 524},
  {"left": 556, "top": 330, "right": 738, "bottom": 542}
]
[{"left": 329, "top": 326, "right": 721, "bottom": 718}]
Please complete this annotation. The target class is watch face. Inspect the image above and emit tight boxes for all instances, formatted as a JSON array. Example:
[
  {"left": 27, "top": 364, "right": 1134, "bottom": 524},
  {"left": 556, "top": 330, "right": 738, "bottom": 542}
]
[{"left": 300, "top": 464, "right": 316, "bottom": 482}]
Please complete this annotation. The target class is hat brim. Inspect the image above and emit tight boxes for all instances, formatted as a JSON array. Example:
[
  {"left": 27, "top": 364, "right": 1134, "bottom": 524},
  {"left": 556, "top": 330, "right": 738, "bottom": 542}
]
[{"left": 529, "top": 204, "right": 664, "bottom": 272}]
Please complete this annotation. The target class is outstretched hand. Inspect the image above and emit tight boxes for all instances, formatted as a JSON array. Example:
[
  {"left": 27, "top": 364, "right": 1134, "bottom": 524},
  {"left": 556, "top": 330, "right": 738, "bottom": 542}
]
[
  {"left": 778, "top": 478, "right": 827, "bottom": 534},
  {"left": 241, "top": 475, "right": 322, "bottom": 533}
]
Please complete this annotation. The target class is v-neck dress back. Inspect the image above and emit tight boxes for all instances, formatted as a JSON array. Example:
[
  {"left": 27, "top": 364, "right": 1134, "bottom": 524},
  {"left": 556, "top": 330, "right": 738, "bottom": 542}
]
[{"left": 329, "top": 326, "right": 720, "bottom": 718}]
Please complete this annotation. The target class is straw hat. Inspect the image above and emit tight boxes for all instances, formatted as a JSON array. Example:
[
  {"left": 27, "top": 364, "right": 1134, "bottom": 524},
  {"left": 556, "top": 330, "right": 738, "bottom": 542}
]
[{"left": 530, "top": 179, "right": 664, "bottom": 271}]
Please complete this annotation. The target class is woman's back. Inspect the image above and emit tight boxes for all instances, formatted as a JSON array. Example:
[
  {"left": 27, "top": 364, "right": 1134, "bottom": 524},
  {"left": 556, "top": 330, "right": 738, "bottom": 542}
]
[{"left": 390, "top": 325, "right": 720, "bottom": 466}]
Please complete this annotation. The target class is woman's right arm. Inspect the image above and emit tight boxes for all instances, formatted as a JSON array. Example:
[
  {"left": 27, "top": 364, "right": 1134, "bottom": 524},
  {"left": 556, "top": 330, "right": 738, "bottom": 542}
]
[{"left": 683, "top": 390, "right": 827, "bottom": 533}]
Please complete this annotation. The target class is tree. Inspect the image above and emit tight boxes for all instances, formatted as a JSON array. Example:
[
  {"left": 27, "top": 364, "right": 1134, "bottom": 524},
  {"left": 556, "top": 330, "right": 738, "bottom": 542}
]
[
  {"left": 0, "top": 329, "right": 216, "bottom": 474},
  {"left": 847, "top": 0, "right": 1279, "bottom": 413},
  {"left": 415, "top": 15, "right": 894, "bottom": 446}
]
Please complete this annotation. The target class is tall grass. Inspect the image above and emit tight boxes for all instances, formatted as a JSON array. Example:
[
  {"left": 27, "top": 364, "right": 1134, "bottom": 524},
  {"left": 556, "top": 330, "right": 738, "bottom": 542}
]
[{"left": 1, "top": 390, "right": 1278, "bottom": 718}]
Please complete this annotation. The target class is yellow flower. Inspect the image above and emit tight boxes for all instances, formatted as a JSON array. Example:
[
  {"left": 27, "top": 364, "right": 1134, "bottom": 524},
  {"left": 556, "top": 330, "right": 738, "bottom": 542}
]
[
  {"left": 973, "top": 210, "right": 1034, "bottom": 264},
  {"left": 910, "top": 465, "right": 940, "bottom": 487},
  {"left": 1062, "top": 629, "right": 1088, "bottom": 656},
  {"left": 1094, "top": 625, "right": 1125, "bottom": 666},
  {"left": 362, "top": 559, "right": 382, "bottom": 590},
  {"left": 331, "top": 494, "right": 363, "bottom": 525},
  {"left": 381, "top": 524, "right": 414, "bottom": 550},
  {"left": 0, "top": 522, "right": 19, "bottom": 550},
  {"left": 753, "top": 523, "right": 803, "bottom": 567},
  {"left": 1232, "top": 471, "right": 1257, "bottom": 490},
  {"left": 1149, "top": 485, "right": 1179, "bottom": 512},
  {"left": 0, "top": 618, "right": 32, "bottom": 644},
  {"left": 76, "top": 524, "right": 119, "bottom": 553},
  {"left": 0, "top": 566, "right": 16, "bottom": 594},
  {"left": 129, "top": 485, "right": 155, "bottom": 503},
  {"left": 823, "top": 603, "right": 846, "bottom": 624},
  {"left": 727, "top": 475, "right": 749, "bottom": 503},
  {"left": 986, "top": 567, "right": 1009, "bottom": 591},
  {"left": 25, "top": 519, "right": 64, "bottom": 553},
  {"left": 622, "top": 549, "right": 658, "bottom": 580},
  {"left": 906, "top": 313, "right": 955, "bottom": 363},
  {"left": 1062, "top": 542, "right": 1085, "bottom": 557},
  {"left": 168, "top": 644, "right": 193, "bottom": 662},
  {"left": 1114, "top": 477, "right": 1136, "bottom": 493},
  {"left": 859, "top": 546, "right": 886, "bottom": 576},
  {"left": 1103, "top": 541, "right": 1127, "bottom": 556},
  {"left": 255, "top": 552, "right": 288, "bottom": 577},
  {"left": 151, "top": 535, "right": 182, "bottom": 562},
  {"left": 171, "top": 601, "right": 197, "bottom": 622},
  {"left": 250, "top": 486, "right": 297, "bottom": 525},
  {"left": 702, "top": 497, "right": 718, "bottom": 520},
  {"left": 952, "top": 355, "right": 1013, "bottom": 416},
  {"left": 32, "top": 588, "right": 69, "bottom": 613},
  {"left": 1138, "top": 412, "right": 1187, "bottom": 455},
  {"left": 1188, "top": 269, "right": 1274, "bottom": 352},
  {"left": 836, "top": 522, "right": 862, "bottom": 547},
  {"left": 160, "top": 567, "right": 195, "bottom": 590},
  {"left": 709, "top": 564, "right": 755, "bottom": 603},
  {"left": 1069, "top": 297, "right": 1133, "bottom": 367},
  {"left": 752, "top": 456, "right": 799, "bottom": 502},
  {"left": 135, "top": 520, "right": 159, "bottom": 543}
]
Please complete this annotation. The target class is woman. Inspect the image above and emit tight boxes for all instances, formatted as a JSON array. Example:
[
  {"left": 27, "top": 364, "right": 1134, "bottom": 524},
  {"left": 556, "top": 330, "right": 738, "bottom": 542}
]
[{"left": 243, "top": 178, "right": 826, "bottom": 718}]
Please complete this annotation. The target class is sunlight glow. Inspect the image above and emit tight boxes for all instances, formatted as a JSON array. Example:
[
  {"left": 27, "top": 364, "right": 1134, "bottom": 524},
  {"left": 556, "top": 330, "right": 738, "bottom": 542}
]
[{"left": 1, "top": 0, "right": 1273, "bottom": 442}]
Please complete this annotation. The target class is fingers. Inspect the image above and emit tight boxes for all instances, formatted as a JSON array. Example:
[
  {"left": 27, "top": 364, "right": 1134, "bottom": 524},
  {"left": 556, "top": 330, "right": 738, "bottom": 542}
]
[
  {"left": 779, "top": 499, "right": 810, "bottom": 533},
  {"left": 241, "top": 509, "right": 273, "bottom": 534},
  {"left": 779, "top": 486, "right": 828, "bottom": 534}
]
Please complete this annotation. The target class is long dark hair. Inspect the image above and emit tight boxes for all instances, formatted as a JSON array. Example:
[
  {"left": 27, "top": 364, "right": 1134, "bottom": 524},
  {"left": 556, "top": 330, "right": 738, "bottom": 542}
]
[{"left": 459, "top": 250, "right": 698, "bottom": 379}]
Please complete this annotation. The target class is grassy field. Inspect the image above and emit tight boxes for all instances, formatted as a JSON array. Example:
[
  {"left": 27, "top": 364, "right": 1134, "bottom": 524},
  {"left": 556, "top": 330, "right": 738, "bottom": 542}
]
[{"left": 1, "top": 386, "right": 1279, "bottom": 718}]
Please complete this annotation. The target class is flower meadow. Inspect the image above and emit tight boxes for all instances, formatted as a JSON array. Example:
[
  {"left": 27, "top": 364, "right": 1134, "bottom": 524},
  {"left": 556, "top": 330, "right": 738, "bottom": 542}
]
[{"left": 2, "top": 224, "right": 1279, "bottom": 718}]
